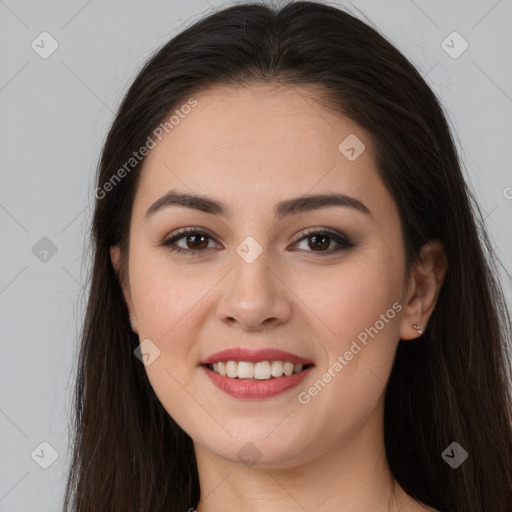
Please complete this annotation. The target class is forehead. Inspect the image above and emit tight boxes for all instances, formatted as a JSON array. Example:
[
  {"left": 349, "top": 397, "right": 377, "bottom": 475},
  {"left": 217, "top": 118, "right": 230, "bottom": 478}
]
[{"left": 133, "top": 84, "right": 395, "bottom": 223}]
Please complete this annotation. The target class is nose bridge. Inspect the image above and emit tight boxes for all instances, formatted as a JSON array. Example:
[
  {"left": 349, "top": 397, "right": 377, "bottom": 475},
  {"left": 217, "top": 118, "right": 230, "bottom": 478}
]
[
  {"left": 216, "top": 237, "right": 292, "bottom": 329},
  {"left": 234, "top": 243, "right": 273, "bottom": 296}
]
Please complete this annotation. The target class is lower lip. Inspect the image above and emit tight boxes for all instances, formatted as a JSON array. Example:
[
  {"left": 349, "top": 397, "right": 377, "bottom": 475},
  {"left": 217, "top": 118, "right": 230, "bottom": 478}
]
[{"left": 202, "top": 365, "right": 314, "bottom": 399}]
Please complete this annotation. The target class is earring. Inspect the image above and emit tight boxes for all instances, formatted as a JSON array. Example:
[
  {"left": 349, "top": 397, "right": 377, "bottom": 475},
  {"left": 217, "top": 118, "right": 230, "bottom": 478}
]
[
  {"left": 129, "top": 314, "right": 137, "bottom": 330},
  {"left": 413, "top": 323, "right": 423, "bottom": 335}
]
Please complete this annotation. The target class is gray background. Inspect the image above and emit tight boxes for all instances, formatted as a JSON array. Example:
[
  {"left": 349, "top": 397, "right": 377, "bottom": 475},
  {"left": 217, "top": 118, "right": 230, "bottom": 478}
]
[{"left": 0, "top": 0, "right": 511, "bottom": 510}]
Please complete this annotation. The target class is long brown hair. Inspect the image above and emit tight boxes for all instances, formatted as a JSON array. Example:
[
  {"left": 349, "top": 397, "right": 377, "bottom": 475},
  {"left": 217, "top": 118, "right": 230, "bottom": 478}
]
[{"left": 63, "top": 2, "right": 512, "bottom": 511}]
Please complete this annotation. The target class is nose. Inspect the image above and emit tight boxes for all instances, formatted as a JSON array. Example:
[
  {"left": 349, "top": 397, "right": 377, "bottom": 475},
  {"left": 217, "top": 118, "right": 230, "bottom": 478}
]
[{"left": 216, "top": 250, "right": 292, "bottom": 331}]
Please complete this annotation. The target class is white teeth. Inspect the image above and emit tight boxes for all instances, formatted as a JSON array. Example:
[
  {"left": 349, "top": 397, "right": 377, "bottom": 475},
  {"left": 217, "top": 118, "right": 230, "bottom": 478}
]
[
  {"left": 226, "top": 361, "right": 238, "bottom": 378},
  {"left": 237, "top": 361, "right": 254, "bottom": 379},
  {"left": 254, "top": 361, "right": 271, "bottom": 380},
  {"left": 270, "top": 361, "right": 284, "bottom": 377},
  {"left": 208, "top": 360, "right": 307, "bottom": 380},
  {"left": 283, "top": 362, "right": 294, "bottom": 376}
]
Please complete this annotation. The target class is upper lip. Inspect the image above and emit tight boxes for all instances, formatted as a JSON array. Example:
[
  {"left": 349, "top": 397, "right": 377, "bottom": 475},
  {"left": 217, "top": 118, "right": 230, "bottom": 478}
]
[{"left": 200, "top": 348, "right": 314, "bottom": 365}]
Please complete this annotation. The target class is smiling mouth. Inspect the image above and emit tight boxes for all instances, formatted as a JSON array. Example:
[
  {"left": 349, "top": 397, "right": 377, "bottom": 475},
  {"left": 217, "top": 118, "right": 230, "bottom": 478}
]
[{"left": 203, "top": 361, "right": 314, "bottom": 381}]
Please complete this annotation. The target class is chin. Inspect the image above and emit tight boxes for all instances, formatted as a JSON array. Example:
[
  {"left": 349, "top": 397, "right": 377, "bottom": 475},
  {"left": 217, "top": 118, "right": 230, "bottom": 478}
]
[
  {"left": 219, "top": 442, "right": 305, "bottom": 469},
  {"left": 195, "top": 424, "right": 312, "bottom": 468}
]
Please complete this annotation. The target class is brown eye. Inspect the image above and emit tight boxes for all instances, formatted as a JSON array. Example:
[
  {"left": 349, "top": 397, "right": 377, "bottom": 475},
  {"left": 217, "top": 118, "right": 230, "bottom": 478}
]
[
  {"left": 184, "top": 233, "right": 209, "bottom": 250},
  {"left": 291, "top": 228, "right": 354, "bottom": 256},
  {"left": 307, "top": 234, "right": 331, "bottom": 251},
  {"left": 162, "top": 228, "right": 219, "bottom": 256},
  {"left": 162, "top": 227, "right": 354, "bottom": 258}
]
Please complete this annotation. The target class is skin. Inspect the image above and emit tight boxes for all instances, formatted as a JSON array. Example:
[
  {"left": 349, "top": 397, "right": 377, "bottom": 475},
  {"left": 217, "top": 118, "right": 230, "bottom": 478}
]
[{"left": 111, "top": 83, "right": 447, "bottom": 511}]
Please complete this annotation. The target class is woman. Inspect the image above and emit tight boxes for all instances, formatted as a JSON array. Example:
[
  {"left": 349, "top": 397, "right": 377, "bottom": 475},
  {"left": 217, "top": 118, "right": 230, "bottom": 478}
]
[{"left": 63, "top": 2, "right": 512, "bottom": 511}]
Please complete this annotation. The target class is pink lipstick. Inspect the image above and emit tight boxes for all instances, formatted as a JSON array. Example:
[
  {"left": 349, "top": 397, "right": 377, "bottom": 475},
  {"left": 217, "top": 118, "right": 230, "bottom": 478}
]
[{"left": 200, "top": 347, "right": 314, "bottom": 399}]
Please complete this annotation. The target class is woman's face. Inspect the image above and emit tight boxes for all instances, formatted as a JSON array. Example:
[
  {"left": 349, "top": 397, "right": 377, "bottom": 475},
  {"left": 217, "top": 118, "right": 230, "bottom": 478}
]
[{"left": 112, "top": 84, "right": 420, "bottom": 468}]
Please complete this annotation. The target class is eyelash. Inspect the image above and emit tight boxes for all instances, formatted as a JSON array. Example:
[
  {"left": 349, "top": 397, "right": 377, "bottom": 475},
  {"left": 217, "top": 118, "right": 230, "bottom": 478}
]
[{"left": 161, "top": 226, "right": 354, "bottom": 258}]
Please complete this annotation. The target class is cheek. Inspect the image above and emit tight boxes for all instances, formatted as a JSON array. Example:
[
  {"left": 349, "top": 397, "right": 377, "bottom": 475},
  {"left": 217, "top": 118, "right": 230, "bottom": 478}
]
[
  {"left": 298, "top": 248, "right": 404, "bottom": 350},
  {"left": 128, "top": 252, "right": 213, "bottom": 428},
  {"left": 127, "top": 252, "right": 214, "bottom": 404},
  {"left": 294, "top": 246, "right": 404, "bottom": 413},
  {"left": 129, "top": 246, "right": 216, "bottom": 340}
]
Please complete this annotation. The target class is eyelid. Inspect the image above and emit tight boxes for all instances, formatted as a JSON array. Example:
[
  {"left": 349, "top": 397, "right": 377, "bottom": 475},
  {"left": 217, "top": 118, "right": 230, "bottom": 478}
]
[{"left": 165, "top": 226, "right": 214, "bottom": 239}]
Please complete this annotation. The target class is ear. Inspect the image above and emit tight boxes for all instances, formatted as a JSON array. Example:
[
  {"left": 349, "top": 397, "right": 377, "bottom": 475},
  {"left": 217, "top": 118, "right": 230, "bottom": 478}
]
[
  {"left": 110, "top": 245, "right": 138, "bottom": 333},
  {"left": 399, "top": 240, "right": 447, "bottom": 340}
]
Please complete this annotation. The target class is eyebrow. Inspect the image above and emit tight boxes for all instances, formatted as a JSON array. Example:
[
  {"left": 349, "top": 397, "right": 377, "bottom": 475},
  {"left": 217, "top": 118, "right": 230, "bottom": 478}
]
[{"left": 145, "top": 189, "right": 371, "bottom": 221}]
